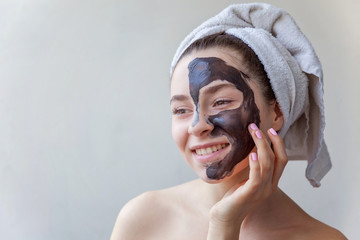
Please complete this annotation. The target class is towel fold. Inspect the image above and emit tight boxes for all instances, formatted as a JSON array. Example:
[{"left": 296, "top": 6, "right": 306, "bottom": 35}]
[{"left": 170, "top": 3, "right": 331, "bottom": 187}]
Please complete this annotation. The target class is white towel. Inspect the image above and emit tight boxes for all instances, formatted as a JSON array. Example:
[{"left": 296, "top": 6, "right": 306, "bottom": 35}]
[{"left": 170, "top": 3, "right": 331, "bottom": 187}]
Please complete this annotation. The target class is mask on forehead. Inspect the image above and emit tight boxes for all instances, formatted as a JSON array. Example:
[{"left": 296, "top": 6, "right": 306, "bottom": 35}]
[{"left": 188, "top": 57, "right": 261, "bottom": 180}]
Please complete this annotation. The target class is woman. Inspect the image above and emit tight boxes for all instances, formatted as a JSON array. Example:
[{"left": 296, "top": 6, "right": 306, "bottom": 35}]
[{"left": 111, "top": 3, "right": 346, "bottom": 239}]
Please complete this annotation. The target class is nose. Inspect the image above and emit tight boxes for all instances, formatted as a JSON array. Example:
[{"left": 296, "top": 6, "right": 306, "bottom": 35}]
[{"left": 188, "top": 110, "right": 214, "bottom": 137}]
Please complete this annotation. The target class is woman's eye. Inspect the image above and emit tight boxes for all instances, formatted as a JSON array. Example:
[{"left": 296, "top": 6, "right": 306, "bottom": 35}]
[
  {"left": 213, "top": 99, "right": 231, "bottom": 107},
  {"left": 172, "top": 108, "right": 191, "bottom": 115}
]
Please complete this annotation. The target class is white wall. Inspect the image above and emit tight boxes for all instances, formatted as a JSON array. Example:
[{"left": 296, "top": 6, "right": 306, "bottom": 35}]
[{"left": 0, "top": 0, "right": 359, "bottom": 239}]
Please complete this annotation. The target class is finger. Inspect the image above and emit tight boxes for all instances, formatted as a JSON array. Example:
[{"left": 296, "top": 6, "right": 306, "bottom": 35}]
[
  {"left": 267, "top": 128, "right": 288, "bottom": 187},
  {"left": 248, "top": 123, "right": 274, "bottom": 182},
  {"left": 248, "top": 152, "right": 260, "bottom": 186},
  {"left": 225, "top": 153, "right": 259, "bottom": 200}
]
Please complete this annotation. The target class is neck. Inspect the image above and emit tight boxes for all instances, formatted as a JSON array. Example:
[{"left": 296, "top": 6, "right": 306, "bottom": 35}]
[
  {"left": 200, "top": 164, "right": 251, "bottom": 209},
  {"left": 193, "top": 169, "right": 304, "bottom": 234},
  {"left": 197, "top": 166, "right": 292, "bottom": 227}
]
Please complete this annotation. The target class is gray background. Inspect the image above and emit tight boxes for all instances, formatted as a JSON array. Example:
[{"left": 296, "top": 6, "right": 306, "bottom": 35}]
[{"left": 1, "top": 0, "right": 359, "bottom": 239}]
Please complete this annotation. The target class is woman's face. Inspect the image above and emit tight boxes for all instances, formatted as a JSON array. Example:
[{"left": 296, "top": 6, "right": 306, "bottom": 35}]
[{"left": 170, "top": 47, "right": 279, "bottom": 183}]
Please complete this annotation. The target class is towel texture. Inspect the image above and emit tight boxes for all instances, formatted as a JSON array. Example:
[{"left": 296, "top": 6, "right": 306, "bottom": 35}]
[{"left": 170, "top": 3, "right": 331, "bottom": 187}]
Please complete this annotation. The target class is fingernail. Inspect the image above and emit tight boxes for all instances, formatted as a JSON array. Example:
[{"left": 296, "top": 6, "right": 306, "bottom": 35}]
[
  {"left": 255, "top": 130, "right": 262, "bottom": 139},
  {"left": 250, "top": 123, "right": 258, "bottom": 130},
  {"left": 269, "top": 128, "right": 277, "bottom": 135},
  {"left": 251, "top": 152, "right": 257, "bottom": 161}
]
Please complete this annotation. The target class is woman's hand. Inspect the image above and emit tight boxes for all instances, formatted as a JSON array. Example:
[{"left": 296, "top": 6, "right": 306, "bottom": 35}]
[{"left": 207, "top": 123, "right": 288, "bottom": 239}]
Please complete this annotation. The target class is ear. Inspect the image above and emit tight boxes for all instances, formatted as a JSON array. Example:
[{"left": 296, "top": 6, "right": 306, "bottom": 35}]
[{"left": 271, "top": 101, "right": 284, "bottom": 131}]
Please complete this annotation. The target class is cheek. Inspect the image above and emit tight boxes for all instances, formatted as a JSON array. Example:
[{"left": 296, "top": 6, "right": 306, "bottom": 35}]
[
  {"left": 209, "top": 107, "right": 251, "bottom": 138},
  {"left": 171, "top": 119, "right": 188, "bottom": 152},
  {"left": 256, "top": 101, "right": 273, "bottom": 131},
  {"left": 250, "top": 84, "right": 273, "bottom": 130}
]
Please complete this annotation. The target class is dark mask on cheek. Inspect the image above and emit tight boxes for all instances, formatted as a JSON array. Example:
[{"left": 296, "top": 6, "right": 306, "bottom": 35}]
[{"left": 188, "top": 57, "right": 261, "bottom": 180}]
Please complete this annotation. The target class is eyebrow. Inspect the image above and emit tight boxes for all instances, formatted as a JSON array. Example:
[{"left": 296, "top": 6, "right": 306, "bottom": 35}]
[
  {"left": 169, "top": 83, "right": 237, "bottom": 105},
  {"left": 202, "top": 82, "right": 237, "bottom": 95},
  {"left": 170, "top": 94, "right": 190, "bottom": 104}
]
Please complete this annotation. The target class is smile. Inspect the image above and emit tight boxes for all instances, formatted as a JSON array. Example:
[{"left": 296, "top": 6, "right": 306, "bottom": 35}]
[
  {"left": 191, "top": 142, "right": 230, "bottom": 164},
  {"left": 195, "top": 144, "right": 228, "bottom": 156}
]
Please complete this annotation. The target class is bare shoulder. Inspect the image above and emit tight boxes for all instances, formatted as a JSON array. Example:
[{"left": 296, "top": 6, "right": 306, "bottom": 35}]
[
  {"left": 110, "top": 191, "right": 170, "bottom": 240},
  {"left": 267, "top": 212, "right": 347, "bottom": 240},
  {"left": 110, "top": 180, "right": 199, "bottom": 240},
  {"left": 300, "top": 218, "right": 347, "bottom": 240},
  {"left": 264, "top": 189, "right": 347, "bottom": 240}
]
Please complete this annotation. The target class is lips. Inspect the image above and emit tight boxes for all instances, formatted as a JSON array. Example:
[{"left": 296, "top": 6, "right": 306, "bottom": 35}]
[
  {"left": 191, "top": 142, "right": 230, "bottom": 164},
  {"left": 194, "top": 143, "right": 227, "bottom": 155}
]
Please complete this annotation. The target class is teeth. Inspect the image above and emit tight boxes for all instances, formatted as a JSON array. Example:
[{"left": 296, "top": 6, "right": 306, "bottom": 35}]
[{"left": 195, "top": 144, "right": 227, "bottom": 156}]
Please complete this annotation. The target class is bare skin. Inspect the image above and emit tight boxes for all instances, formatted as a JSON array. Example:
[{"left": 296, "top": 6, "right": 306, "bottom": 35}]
[
  {"left": 110, "top": 48, "right": 347, "bottom": 240},
  {"left": 111, "top": 180, "right": 346, "bottom": 239}
]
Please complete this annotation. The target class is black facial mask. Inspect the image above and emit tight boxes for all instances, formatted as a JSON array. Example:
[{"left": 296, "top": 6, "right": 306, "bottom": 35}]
[{"left": 188, "top": 57, "right": 261, "bottom": 180}]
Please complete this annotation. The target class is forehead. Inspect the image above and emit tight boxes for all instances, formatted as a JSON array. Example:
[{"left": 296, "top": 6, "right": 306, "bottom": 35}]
[{"left": 170, "top": 48, "right": 244, "bottom": 96}]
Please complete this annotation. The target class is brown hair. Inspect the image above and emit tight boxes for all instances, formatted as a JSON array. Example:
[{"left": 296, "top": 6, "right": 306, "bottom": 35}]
[{"left": 178, "top": 32, "right": 276, "bottom": 104}]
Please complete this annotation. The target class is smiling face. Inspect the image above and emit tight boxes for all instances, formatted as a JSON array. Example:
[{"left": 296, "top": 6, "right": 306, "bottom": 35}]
[
  {"left": 171, "top": 47, "right": 278, "bottom": 182},
  {"left": 188, "top": 57, "right": 260, "bottom": 180}
]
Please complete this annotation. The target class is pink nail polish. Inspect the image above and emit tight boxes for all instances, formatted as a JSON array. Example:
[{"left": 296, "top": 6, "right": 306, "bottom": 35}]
[
  {"left": 250, "top": 123, "right": 258, "bottom": 130},
  {"left": 255, "top": 130, "right": 262, "bottom": 138},
  {"left": 251, "top": 152, "right": 257, "bottom": 161},
  {"left": 269, "top": 128, "right": 277, "bottom": 135}
]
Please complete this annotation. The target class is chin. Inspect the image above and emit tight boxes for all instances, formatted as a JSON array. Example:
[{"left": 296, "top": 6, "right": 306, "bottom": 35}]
[
  {"left": 199, "top": 158, "right": 250, "bottom": 184},
  {"left": 202, "top": 176, "right": 230, "bottom": 184},
  {"left": 196, "top": 167, "right": 233, "bottom": 184}
]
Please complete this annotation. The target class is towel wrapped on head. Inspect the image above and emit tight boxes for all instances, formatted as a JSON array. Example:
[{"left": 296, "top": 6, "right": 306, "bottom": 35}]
[{"left": 170, "top": 3, "right": 331, "bottom": 187}]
